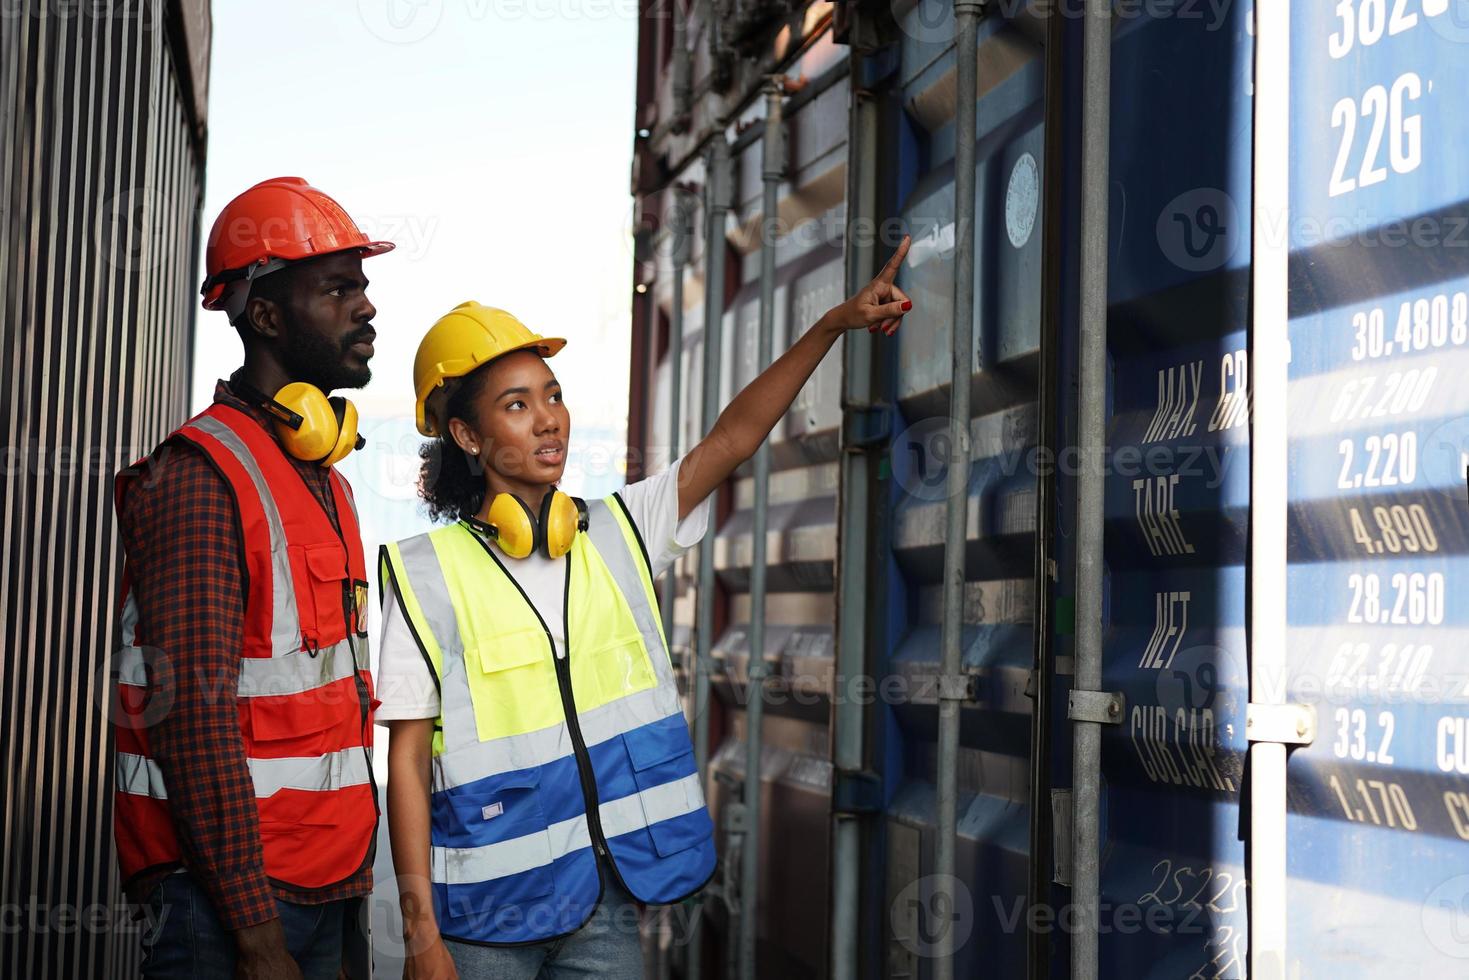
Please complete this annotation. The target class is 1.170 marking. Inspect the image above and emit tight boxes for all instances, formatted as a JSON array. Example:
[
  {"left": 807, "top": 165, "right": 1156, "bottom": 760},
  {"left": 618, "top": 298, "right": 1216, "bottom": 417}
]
[{"left": 1327, "top": 771, "right": 1419, "bottom": 830}]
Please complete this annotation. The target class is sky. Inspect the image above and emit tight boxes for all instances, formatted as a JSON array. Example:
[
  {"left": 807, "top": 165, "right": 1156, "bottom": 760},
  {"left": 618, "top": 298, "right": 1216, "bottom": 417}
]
[
  {"left": 191, "top": 0, "right": 640, "bottom": 511},
  {"left": 189, "top": 6, "right": 644, "bottom": 880}
]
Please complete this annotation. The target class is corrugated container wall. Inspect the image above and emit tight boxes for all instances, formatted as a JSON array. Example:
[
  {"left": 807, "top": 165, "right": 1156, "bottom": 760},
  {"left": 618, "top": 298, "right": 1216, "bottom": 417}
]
[
  {"left": 0, "top": 3, "right": 210, "bottom": 978},
  {"left": 630, "top": 1, "right": 1469, "bottom": 978}
]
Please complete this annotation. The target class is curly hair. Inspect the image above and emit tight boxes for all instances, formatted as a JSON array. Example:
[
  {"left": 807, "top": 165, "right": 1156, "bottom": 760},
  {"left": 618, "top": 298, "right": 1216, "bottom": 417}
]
[{"left": 417, "top": 364, "right": 495, "bottom": 524}]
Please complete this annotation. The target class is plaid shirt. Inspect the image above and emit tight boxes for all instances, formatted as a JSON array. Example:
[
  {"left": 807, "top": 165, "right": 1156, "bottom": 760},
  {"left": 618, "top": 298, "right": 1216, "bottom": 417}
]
[{"left": 116, "top": 375, "right": 373, "bottom": 930}]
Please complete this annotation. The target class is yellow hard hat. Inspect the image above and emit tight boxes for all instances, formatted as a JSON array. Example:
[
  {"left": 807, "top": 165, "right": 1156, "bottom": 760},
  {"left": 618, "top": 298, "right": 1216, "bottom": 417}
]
[{"left": 413, "top": 301, "right": 567, "bottom": 436}]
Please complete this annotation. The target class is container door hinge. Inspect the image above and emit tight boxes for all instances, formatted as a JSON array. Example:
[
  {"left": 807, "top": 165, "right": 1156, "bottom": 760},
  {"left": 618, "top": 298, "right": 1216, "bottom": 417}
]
[
  {"left": 1067, "top": 689, "right": 1125, "bottom": 725},
  {"left": 1051, "top": 789, "right": 1074, "bottom": 887},
  {"left": 841, "top": 403, "right": 891, "bottom": 452},
  {"left": 724, "top": 800, "right": 750, "bottom": 834},
  {"left": 1245, "top": 702, "right": 1317, "bottom": 745},
  {"left": 832, "top": 768, "right": 883, "bottom": 816},
  {"left": 937, "top": 673, "right": 978, "bottom": 703}
]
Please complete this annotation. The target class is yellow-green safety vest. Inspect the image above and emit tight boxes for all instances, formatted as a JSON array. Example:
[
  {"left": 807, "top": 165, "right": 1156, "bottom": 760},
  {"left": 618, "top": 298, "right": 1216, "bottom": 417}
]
[{"left": 380, "top": 493, "right": 715, "bottom": 945}]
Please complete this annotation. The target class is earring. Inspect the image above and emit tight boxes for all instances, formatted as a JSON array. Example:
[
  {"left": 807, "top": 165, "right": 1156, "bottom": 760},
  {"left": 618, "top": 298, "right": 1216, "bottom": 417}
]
[{"left": 471, "top": 446, "right": 480, "bottom": 455}]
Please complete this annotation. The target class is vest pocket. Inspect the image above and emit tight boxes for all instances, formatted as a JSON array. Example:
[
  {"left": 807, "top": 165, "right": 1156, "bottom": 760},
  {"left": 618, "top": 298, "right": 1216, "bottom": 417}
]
[
  {"left": 245, "top": 689, "right": 342, "bottom": 749},
  {"left": 623, "top": 716, "right": 712, "bottom": 858},
  {"left": 583, "top": 636, "right": 658, "bottom": 710},
  {"left": 437, "top": 769, "right": 558, "bottom": 919},
  {"left": 466, "top": 631, "right": 560, "bottom": 741},
  {"left": 289, "top": 542, "right": 349, "bottom": 649}
]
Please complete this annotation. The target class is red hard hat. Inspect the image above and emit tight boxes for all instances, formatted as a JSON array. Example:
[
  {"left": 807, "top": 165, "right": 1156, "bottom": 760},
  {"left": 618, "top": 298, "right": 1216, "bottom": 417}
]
[{"left": 200, "top": 177, "right": 395, "bottom": 310}]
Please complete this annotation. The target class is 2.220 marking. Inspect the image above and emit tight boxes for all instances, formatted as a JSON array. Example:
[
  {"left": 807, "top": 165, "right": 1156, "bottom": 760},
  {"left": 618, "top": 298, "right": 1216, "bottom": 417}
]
[{"left": 1337, "top": 431, "right": 1417, "bottom": 489}]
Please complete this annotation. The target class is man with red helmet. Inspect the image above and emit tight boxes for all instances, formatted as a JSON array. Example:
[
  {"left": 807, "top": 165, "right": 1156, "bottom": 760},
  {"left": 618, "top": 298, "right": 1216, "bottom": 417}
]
[{"left": 113, "top": 178, "right": 391, "bottom": 979}]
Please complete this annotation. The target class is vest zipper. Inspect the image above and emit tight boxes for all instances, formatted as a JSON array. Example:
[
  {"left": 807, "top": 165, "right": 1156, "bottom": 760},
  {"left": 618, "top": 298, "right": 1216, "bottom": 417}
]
[
  {"left": 460, "top": 524, "right": 634, "bottom": 898},
  {"left": 551, "top": 555, "right": 638, "bottom": 896},
  {"left": 300, "top": 468, "right": 382, "bottom": 854},
  {"left": 265, "top": 450, "right": 380, "bottom": 885},
  {"left": 339, "top": 558, "right": 381, "bottom": 826}
]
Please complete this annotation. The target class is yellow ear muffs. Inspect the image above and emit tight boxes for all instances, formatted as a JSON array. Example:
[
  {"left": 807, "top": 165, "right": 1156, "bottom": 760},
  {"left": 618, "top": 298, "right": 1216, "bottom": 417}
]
[
  {"left": 320, "top": 396, "right": 361, "bottom": 468},
  {"left": 258, "top": 381, "right": 367, "bottom": 467},
  {"left": 540, "top": 490, "right": 588, "bottom": 559},
  {"left": 485, "top": 492, "right": 539, "bottom": 559},
  {"left": 482, "top": 490, "right": 589, "bottom": 559}
]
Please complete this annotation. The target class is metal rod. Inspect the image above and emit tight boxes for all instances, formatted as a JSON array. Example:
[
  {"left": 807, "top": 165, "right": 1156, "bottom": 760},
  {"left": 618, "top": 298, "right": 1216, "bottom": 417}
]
[
  {"left": 830, "top": 61, "right": 880, "bottom": 980},
  {"left": 653, "top": 183, "right": 688, "bottom": 980},
  {"left": 1072, "top": 1, "right": 1112, "bottom": 978},
  {"left": 935, "top": 4, "right": 983, "bottom": 978},
  {"left": 689, "top": 134, "right": 730, "bottom": 980},
  {"left": 738, "top": 76, "right": 784, "bottom": 980},
  {"left": 1249, "top": 3, "right": 1291, "bottom": 978},
  {"left": 672, "top": 0, "right": 691, "bottom": 132},
  {"left": 661, "top": 186, "right": 688, "bottom": 654},
  {"left": 1027, "top": 7, "right": 1065, "bottom": 978}
]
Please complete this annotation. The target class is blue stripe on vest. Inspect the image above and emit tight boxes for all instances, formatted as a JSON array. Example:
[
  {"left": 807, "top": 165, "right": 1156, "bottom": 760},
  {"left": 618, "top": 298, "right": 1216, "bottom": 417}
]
[
  {"left": 606, "top": 809, "right": 716, "bottom": 903},
  {"left": 585, "top": 712, "right": 700, "bottom": 802},
  {"left": 431, "top": 755, "right": 583, "bottom": 850},
  {"left": 597, "top": 714, "right": 715, "bottom": 903},
  {"left": 431, "top": 716, "right": 714, "bottom": 922},
  {"left": 435, "top": 847, "right": 599, "bottom": 943}
]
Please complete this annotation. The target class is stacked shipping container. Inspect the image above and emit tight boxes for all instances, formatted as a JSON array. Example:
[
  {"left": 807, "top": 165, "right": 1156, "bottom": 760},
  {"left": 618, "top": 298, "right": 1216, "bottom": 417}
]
[{"left": 627, "top": 1, "right": 1469, "bottom": 977}]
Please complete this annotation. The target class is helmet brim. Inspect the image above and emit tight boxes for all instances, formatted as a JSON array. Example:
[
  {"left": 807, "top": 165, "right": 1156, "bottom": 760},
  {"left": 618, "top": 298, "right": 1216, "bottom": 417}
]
[{"left": 200, "top": 241, "right": 396, "bottom": 310}]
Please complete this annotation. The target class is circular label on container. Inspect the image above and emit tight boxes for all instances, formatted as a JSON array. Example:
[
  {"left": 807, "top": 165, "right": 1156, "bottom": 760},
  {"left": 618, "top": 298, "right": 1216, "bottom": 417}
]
[{"left": 1005, "top": 152, "right": 1039, "bottom": 249}]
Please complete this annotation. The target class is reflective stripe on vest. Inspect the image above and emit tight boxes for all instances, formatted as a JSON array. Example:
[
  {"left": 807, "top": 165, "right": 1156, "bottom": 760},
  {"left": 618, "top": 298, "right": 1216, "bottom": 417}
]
[
  {"left": 111, "top": 403, "right": 375, "bottom": 891},
  {"left": 382, "top": 494, "right": 715, "bottom": 944},
  {"left": 116, "top": 747, "right": 372, "bottom": 799},
  {"left": 113, "top": 635, "right": 365, "bottom": 698},
  {"left": 189, "top": 414, "right": 304, "bottom": 656},
  {"left": 437, "top": 771, "right": 706, "bottom": 882}
]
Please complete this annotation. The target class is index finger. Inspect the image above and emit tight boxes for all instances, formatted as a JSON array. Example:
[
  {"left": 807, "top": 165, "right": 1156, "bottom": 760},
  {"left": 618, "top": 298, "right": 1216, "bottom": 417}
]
[{"left": 877, "top": 235, "right": 911, "bottom": 284}]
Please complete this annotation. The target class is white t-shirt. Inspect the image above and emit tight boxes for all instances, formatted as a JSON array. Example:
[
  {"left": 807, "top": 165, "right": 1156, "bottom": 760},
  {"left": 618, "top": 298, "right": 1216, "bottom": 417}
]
[{"left": 374, "top": 456, "right": 710, "bottom": 722}]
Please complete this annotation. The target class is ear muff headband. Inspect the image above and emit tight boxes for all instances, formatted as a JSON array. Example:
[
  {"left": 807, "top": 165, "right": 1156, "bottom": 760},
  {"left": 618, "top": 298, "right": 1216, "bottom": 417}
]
[{"left": 482, "top": 490, "right": 589, "bottom": 560}]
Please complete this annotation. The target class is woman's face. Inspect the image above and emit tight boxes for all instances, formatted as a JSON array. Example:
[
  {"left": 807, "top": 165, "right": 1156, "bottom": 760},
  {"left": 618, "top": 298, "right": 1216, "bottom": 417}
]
[{"left": 449, "top": 350, "right": 571, "bottom": 494}]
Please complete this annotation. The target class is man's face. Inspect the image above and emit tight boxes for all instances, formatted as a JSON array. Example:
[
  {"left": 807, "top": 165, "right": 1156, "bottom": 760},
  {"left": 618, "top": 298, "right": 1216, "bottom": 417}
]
[{"left": 272, "top": 252, "right": 378, "bottom": 391}]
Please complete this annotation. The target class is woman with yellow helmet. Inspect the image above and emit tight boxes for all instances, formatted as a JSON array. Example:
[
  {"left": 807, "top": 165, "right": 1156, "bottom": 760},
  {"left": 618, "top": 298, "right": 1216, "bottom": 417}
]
[{"left": 376, "top": 237, "right": 911, "bottom": 979}]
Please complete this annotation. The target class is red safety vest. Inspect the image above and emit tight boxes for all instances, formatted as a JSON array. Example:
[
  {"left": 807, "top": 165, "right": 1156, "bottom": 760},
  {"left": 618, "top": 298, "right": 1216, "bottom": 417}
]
[{"left": 111, "top": 402, "right": 377, "bottom": 891}]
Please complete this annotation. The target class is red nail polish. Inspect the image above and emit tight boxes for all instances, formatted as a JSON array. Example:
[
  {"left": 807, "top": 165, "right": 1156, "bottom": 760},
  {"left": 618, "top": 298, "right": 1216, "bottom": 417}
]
[{"left": 901, "top": 301, "right": 913, "bottom": 311}]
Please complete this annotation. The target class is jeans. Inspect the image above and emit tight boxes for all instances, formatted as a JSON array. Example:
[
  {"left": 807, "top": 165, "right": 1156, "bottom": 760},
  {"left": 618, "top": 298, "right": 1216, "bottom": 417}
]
[
  {"left": 139, "top": 871, "right": 349, "bottom": 979},
  {"left": 446, "top": 871, "right": 646, "bottom": 980}
]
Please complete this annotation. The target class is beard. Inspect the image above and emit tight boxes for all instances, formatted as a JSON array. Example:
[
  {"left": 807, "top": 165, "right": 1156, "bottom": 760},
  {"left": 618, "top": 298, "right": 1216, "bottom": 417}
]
[{"left": 278, "top": 319, "right": 373, "bottom": 392}]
